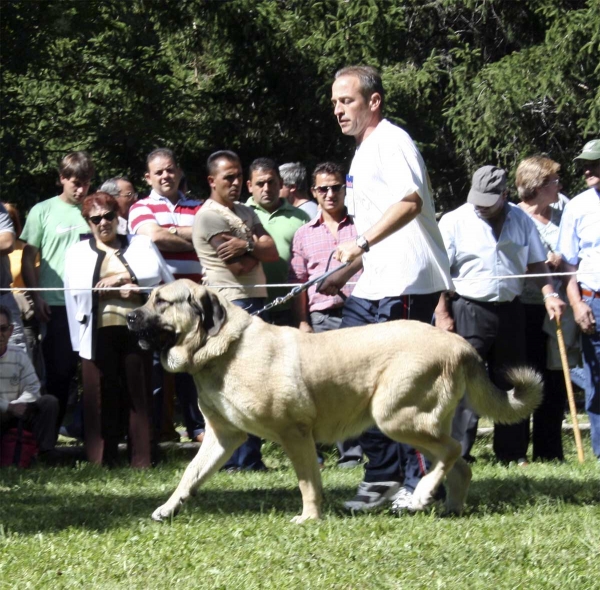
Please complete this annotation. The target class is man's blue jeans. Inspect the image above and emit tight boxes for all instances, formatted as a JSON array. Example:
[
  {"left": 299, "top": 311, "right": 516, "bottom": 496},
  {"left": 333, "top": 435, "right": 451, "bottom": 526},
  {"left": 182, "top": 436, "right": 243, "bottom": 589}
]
[
  {"left": 582, "top": 294, "right": 600, "bottom": 458},
  {"left": 340, "top": 293, "right": 440, "bottom": 492}
]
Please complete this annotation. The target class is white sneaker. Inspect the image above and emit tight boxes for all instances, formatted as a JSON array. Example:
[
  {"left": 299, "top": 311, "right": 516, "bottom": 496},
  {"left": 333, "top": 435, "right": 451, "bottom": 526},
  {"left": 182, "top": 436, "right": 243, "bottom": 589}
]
[
  {"left": 390, "top": 486, "right": 416, "bottom": 514},
  {"left": 343, "top": 481, "right": 400, "bottom": 511}
]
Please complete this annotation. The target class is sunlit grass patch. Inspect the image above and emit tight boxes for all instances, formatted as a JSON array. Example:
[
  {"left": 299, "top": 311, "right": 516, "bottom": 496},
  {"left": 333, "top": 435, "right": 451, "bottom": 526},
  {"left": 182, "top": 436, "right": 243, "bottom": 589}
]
[{"left": 1, "top": 433, "right": 598, "bottom": 589}]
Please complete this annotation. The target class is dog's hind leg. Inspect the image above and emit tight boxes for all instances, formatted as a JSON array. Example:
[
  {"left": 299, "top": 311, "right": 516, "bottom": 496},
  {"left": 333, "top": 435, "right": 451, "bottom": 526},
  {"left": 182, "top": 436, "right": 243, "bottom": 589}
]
[
  {"left": 387, "top": 432, "right": 462, "bottom": 512},
  {"left": 152, "top": 423, "right": 246, "bottom": 522},
  {"left": 444, "top": 455, "right": 472, "bottom": 515},
  {"left": 280, "top": 430, "right": 323, "bottom": 524},
  {"left": 411, "top": 434, "right": 462, "bottom": 511}
]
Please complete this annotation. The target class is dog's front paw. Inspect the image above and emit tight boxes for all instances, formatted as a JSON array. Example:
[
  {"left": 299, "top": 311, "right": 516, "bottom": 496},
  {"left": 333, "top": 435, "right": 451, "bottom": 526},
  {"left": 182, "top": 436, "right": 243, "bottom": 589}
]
[
  {"left": 151, "top": 501, "right": 181, "bottom": 522},
  {"left": 290, "top": 512, "right": 320, "bottom": 524}
]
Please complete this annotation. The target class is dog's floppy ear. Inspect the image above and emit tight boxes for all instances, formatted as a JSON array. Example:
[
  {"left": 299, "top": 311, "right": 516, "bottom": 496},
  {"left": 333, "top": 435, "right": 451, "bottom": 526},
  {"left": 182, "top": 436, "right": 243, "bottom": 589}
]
[{"left": 191, "top": 289, "right": 226, "bottom": 337}]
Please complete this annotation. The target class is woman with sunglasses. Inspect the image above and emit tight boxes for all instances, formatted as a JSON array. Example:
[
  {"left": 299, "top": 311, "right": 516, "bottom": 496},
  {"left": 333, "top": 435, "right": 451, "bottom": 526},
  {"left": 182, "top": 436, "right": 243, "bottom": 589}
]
[{"left": 64, "top": 192, "right": 174, "bottom": 467}]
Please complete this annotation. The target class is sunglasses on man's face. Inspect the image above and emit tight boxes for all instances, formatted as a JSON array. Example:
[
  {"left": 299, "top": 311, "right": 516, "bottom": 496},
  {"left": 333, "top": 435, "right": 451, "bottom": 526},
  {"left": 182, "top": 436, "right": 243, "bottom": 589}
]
[
  {"left": 89, "top": 211, "right": 117, "bottom": 225},
  {"left": 314, "top": 184, "right": 345, "bottom": 196},
  {"left": 0, "top": 324, "right": 12, "bottom": 333}
]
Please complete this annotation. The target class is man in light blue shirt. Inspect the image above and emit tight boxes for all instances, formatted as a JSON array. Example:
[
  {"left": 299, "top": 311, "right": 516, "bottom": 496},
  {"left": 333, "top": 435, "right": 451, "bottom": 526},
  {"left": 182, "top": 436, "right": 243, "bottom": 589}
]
[{"left": 557, "top": 139, "right": 600, "bottom": 459}]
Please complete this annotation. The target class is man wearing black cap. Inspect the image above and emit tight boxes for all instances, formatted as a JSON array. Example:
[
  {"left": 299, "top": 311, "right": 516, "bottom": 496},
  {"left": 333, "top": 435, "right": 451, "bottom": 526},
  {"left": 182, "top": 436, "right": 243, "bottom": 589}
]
[
  {"left": 557, "top": 139, "right": 600, "bottom": 460},
  {"left": 435, "top": 165, "right": 565, "bottom": 464}
]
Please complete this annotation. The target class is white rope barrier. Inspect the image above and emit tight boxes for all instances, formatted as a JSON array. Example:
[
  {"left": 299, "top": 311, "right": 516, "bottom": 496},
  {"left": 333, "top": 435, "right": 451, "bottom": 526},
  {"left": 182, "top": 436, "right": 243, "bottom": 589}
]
[{"left": 0, "top": 270, "right": 596, "bottom": 293}]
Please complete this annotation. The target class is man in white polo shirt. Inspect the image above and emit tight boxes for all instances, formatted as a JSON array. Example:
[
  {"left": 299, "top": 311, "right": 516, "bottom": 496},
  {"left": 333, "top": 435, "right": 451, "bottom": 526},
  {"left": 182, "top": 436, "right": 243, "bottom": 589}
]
[{"left": 435, "top": 165, "right": 565, "bottom": 465}]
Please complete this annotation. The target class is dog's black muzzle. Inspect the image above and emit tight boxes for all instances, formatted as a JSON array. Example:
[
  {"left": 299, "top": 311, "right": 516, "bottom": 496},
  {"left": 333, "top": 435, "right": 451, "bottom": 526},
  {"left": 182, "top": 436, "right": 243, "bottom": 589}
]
[{"left": 127, "top": 309, "right": 178, "bottom": 352}]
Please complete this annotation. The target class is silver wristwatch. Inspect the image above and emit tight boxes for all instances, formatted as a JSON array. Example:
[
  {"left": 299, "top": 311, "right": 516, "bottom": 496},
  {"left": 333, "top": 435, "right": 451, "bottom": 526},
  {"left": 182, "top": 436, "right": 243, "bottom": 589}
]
[
  {"left": 356, "top": 235, "right": 370, "bottom": 252},
  {"left": 246, "top": 239, "right": 255, "bottom": 253}
]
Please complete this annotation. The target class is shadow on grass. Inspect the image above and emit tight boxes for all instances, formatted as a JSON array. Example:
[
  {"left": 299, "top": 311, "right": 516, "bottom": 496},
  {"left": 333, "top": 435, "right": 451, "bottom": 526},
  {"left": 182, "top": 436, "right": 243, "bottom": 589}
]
[
  {"left": 0, "top": 480, "right": 307, "bottom": 534},
  {"left": 464, "top": 474, "right": 600, "bottom": 515},
  {"left": 1, "top": 465, "right": 598, "bottom": 534}
]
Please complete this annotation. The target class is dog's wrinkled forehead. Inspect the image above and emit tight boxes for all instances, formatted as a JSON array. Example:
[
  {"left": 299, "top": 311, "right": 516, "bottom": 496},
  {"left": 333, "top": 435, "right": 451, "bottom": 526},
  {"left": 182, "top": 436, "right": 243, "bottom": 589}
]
[
  {"left": 149, "top": 280, "right": 203, "bottom": 326},
  {"left": 152, "top": 280, "right": 194, "bottom": 306},
  {"left": 146, "top": 280, "right": 226, "bottom": 340}
]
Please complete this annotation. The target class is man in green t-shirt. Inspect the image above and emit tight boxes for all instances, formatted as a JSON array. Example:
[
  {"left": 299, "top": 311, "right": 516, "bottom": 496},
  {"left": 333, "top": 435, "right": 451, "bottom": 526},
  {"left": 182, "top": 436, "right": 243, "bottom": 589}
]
[
  {"left": 247, "top": 158, "right": 310, "bottom": 326},
  {"left": 20, "top": 151, "right": 94, "bottom": 432}
]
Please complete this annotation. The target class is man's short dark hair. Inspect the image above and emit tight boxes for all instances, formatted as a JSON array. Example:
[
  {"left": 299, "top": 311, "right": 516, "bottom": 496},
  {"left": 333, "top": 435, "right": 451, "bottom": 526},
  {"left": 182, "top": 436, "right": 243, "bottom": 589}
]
[
  {"left": 0, "top": 304, "right": 13, "bottom": 324},
  {"left": 334, "top": 65, "right": 385, "bottom": 111},
  {"left": 206, "top": 150, "right": 241, "bottom": 176},
  {"left": 312, "top": 162, "right": 346, "bottom": 186},
  {"left": 248, "top": 158, "right": 280, "bottom": 180},
  {"left": 279, "top": 162, "right": 308, "bottom": 193},
  {"left": 146, "top": 148, "right": 178, "bottom": 171},
  {"left": 58, "top": 151, "right": 95, "bottom": 182}
]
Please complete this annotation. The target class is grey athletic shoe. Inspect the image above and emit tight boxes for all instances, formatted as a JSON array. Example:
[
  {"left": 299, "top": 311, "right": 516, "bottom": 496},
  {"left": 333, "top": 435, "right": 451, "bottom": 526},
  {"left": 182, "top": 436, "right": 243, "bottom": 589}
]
[
  {"left": 343, "top": 481, "right": 401, "bottom": 511},
  {"left": 390, "top": 486, "right": 415, "bottom": 514}
]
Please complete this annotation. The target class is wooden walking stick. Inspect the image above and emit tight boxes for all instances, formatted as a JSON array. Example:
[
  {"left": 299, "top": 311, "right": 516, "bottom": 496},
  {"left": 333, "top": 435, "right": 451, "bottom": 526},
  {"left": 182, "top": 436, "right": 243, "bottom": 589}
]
[{"left": 555, "top": 315, "right": 585, "bottom": 463}]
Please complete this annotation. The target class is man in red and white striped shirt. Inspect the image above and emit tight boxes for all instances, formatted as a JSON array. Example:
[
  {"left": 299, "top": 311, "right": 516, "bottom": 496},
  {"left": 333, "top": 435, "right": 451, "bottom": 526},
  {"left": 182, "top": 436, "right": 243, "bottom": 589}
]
[
  {"left": 128, "top": 148, "right": 205, "bottom": 444},
  {"left": 128, "top": 148, "right": 202, "bottom": 282}
]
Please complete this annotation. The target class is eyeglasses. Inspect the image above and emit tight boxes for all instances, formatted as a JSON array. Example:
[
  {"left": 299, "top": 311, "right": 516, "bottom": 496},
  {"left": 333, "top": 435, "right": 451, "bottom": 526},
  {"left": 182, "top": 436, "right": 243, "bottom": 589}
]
[
  {"left": 88, "top": 211, "right": 117, "bottom": 225},
  {"left": 546, "top": 178, "right": 560, "bottom": 186},
  {"left": 0, "top": 325, "right": 12, "bottom": 333},
  {"left": 314, "top": 184, "right": 345, "bottom": 195},
  {"left": 119, "top": 191, "right": 137, "bottom": 199}
]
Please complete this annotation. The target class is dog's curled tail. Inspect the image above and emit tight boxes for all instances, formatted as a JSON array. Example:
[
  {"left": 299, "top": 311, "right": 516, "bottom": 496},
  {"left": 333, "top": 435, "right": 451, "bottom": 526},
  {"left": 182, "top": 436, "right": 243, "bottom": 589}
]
[{"left": 464, "top": 356, "right": 543, "bottom": 424}]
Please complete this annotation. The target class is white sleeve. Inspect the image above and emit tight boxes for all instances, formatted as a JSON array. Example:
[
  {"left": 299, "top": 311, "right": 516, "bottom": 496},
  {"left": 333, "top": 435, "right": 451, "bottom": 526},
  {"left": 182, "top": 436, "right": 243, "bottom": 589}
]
[
  {"left": 556, "top": 203, "right": 579, "bottom": 265},
  {"left": 150, "top": 240, "right": 175, "bottom": 284},
  {"left": 15, "top": 352, "right": 41, "bottom": 403},
  {"left": 438, "top": 214, "right": 456, "bottom": 268}
]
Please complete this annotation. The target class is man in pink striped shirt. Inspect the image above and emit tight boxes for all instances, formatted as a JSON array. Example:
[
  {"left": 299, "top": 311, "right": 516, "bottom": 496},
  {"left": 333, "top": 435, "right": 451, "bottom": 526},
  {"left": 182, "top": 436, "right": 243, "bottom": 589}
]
[
  {"left": 289, "top": 161, "right": 364, "bottom": 467},
  {"left": 128, "top": 148, "right": 205, "bottom": 445},
  {"left": 289, "top": 161, "right": 362, "bottom": 333}
]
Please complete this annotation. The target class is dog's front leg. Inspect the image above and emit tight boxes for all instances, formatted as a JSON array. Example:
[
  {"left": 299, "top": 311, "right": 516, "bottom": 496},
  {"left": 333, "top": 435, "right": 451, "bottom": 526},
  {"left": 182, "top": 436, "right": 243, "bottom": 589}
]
[
  {"left": 280, "top": 432, "right": 323, "bottom": 524},
  {"left": 152, "top": 424, "right": 246, "bottom": 522}
]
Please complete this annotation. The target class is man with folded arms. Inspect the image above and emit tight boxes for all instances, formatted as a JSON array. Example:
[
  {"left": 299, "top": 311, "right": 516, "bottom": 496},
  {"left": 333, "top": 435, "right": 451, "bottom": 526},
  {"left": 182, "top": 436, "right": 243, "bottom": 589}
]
[
  {"left": 247, "top": 157, "right": 310, "bottom": 326},
  {"left": 128, "top": 148, "right": 205, "bottom": 443},
  {"left": 193, "top": 150, "right": 278, "bottom": 470}
]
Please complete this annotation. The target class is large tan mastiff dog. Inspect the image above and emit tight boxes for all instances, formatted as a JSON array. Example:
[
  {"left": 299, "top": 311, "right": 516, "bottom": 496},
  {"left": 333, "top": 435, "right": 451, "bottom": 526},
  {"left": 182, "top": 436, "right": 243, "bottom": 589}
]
[{"left": 127, "top": 280, "right": 542, "bottom": 523}]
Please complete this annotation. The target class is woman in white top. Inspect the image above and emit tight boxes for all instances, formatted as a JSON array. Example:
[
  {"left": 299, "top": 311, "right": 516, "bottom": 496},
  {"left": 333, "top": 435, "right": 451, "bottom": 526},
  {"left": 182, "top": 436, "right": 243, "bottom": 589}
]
[
  {"left": 516, "top": 156, "right": 569, "bottom": 461},
  {"left": 65, "top": 192, "right": 174, "bottom": 467}
]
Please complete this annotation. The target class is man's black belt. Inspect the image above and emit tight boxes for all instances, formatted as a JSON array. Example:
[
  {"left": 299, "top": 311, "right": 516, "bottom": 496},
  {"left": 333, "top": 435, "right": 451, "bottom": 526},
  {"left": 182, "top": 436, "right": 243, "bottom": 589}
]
[{"left": 457, "top": 295, "right": 518, "bottom": 307}]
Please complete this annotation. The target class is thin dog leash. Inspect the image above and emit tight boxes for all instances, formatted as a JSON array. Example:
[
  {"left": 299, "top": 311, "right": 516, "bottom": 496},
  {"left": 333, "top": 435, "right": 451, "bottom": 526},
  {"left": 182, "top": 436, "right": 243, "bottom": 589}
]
[{"left": 251, "top": 252, "right": 349, "bottom": 316}]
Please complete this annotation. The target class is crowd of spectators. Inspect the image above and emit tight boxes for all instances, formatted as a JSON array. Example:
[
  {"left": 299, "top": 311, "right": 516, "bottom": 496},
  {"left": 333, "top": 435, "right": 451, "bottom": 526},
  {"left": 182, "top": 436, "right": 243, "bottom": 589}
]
[{"left": 0, "top": 67, "right": 598, "bottom": 509}]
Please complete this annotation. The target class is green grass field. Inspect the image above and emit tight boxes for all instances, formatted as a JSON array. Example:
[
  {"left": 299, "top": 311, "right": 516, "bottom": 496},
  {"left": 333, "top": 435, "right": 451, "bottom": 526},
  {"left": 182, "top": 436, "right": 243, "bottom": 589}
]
[{"left": 1, "top": 433, "right": 599, "bottom": 589}]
